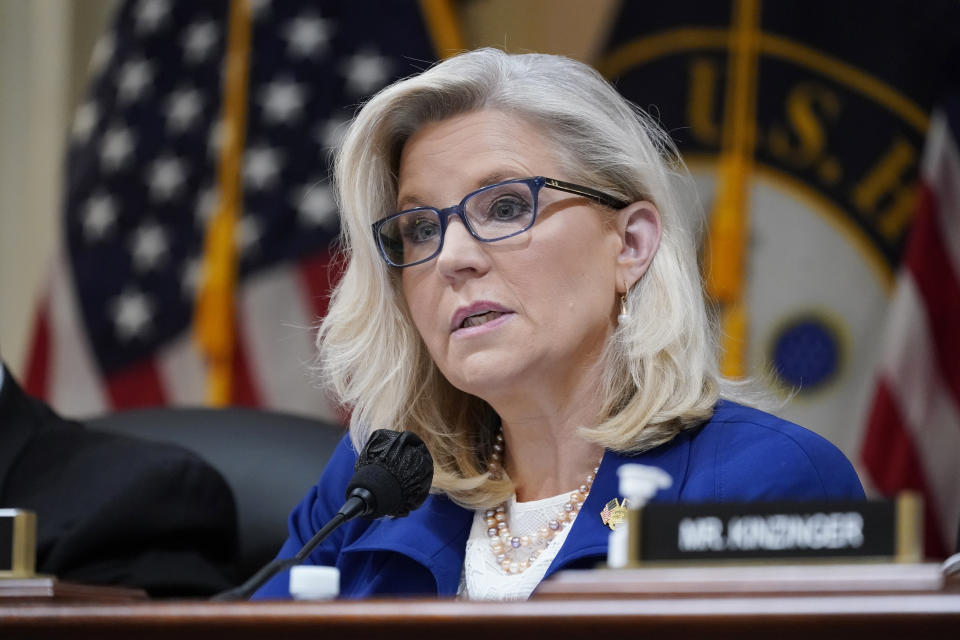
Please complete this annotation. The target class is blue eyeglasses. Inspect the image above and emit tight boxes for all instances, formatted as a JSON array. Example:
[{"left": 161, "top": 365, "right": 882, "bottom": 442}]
[{"left": 372, "top": 176, "right": 629, "bottom": 268}]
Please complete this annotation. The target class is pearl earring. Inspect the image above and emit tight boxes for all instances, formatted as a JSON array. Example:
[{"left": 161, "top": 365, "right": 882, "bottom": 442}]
[{"left": 618, "top": 290, "right": 630, "bottom": 325}]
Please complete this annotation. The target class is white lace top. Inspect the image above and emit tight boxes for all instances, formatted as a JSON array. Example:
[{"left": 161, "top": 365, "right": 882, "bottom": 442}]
[{"left": 458, "top": 492, "right": 581, "bottom": 600}]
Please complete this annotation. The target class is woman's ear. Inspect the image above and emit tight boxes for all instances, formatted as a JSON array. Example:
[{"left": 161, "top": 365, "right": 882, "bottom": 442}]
[{"left": 615, "top": 201, "right": 661, "bottom": 293}]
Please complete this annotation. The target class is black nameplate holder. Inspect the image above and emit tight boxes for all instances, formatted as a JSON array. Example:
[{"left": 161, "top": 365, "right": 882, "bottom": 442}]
[{"left": 627, "top": 493, "right": 921, "bottom": 565}]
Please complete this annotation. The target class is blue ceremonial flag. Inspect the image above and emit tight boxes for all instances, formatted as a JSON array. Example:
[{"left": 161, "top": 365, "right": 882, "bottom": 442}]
[{"left": 25, "top": 0, "right": 458, "bottom": 418}]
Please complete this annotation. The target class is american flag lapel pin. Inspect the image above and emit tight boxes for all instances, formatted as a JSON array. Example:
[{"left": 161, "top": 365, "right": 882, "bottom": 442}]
[{"left": 600, "top": 498, "right": 629, "bottom": 530}]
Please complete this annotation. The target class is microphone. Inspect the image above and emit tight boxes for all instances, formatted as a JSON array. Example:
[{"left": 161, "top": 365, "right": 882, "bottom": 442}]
[
  {"left": 341, "top": 430, "right": 434, "bottom": 520},
  {"left": 213, "top": 429, "right": 433, "bottom": 601}
]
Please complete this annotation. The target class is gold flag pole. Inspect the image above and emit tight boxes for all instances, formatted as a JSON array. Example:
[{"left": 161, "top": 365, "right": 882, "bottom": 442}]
[
  {"left": 706, "top": 0, "right": 761, "bottom": 378},
  {"left": 193, "top": 0, "right": 253, "bottom": 406},
  {"left": 419, "top": 0, "right": 466, "bottom": 58}
]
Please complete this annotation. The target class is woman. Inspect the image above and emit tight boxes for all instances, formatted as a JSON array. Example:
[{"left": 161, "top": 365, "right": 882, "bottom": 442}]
[{"left": 253, "top": 49, "right": 863, "bottom": 600}]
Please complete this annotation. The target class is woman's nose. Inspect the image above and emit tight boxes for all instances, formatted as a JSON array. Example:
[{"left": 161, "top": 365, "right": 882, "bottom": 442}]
[{"left": 435, "top": 215, "right": 491, "bottom": 279}]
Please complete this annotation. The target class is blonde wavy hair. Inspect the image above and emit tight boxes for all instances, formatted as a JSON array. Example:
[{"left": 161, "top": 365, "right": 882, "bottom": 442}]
[{"left": 318, "top": 48, "right": 742, "bottom": 508}]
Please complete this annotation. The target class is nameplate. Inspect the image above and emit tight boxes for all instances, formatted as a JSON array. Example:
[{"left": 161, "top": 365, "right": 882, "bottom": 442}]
[
  {"left": 629, "top": 494, "right": 921, "bottom": 564},
  {"left": 0, "top": 509, "right": 36, "bottom": 577}
]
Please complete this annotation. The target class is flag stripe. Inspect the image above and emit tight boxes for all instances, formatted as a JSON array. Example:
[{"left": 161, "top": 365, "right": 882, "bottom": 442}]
[
  {"left": 297, "top": 249, "right": 338, "bottom": 321},
  {"left": 157, "top": 333, "right": 207, "bottom": 405},
  {"left": 298, "top": 253, "right": 349, "bottom": 424},
  {"left": 23, "top": 294, "right": 52, "bottom": 399},
  {"left": 860, "top": 380, "right": 948, "bottom": 557},
  {"left": 105, "top": 358, "right": 167, "bottom": 408},
  {"left": 230, "top": 318, "right": 262, "bottom": 407},
  {"left": 48, "top": 256, "right": 108, "bottom": 416},
  {"left": 240, "top": 264, "right": 331, "bottom": 418},
  {"left": 905, "top": 185, "right": 960, "bottom": 407},
  {"left": 877, "top": 272, "right": 960, "bottom": 547},
  {"left": 923, "top": 112, "right": 960, "bottom": 279}
]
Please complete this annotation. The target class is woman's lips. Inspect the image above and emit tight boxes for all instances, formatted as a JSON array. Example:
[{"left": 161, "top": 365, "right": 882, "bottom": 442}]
[
  {"left": 451, "top": 310, "right": 514, "bottom": 337},
  {"left": 450, "top": 301, "right": 514, "bottom": 333},
  {"left": 461, "top": 310, "right": 505, "bottom": 328}
]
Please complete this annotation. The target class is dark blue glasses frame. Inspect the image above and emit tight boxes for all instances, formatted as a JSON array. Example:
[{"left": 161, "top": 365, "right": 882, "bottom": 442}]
[{"left": 372, "top": 176, "right": 629, "bottom": 268}]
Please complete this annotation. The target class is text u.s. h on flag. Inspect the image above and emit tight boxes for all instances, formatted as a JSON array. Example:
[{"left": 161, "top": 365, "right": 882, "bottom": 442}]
[
  {"left": 23, "top": 0, "right": 440, "bottom": 419},
  {"left": 861, "top": 98, "right": 960, "bottom": 558}
]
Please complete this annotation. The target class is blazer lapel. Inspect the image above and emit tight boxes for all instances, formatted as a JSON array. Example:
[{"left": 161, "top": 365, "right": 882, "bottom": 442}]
[
  {"left": 545, "top": 434, "right": 692, "bottom": 576},
  {"left": 342, "top": 491, "right": 473, "bottom": 594}
]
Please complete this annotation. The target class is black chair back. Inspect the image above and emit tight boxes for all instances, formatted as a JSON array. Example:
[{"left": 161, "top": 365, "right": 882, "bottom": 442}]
[{"left": 89, "top": 407, "right": 344, "bottom": 579}]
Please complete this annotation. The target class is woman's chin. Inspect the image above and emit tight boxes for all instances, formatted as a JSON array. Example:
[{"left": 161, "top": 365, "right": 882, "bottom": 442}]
[{"left": 443, "top": 356, "right": 530, "bottom": 402}]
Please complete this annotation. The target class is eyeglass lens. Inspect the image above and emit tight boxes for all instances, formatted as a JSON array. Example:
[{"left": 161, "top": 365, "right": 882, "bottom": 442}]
[{"left": 378, "top": 181, "right": 537, "bottom": 266}]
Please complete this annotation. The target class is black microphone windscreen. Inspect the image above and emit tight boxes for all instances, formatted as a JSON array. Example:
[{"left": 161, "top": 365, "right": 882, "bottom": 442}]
[{"left": 345, "top": 430, "right": 433, "bottom": 519}]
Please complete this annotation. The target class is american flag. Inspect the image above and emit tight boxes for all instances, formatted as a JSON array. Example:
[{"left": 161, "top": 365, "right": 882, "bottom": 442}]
[
  {"left": 23, "top": 0, "right": 444, "bottom": 418},
  {"left": 860, "top": 98, "right": 960, "bottom": 557}
]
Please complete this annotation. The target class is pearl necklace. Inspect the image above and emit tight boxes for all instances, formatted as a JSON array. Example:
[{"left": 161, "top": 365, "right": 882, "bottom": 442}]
[{"left": 484, "top": 430, "right": 600, "bottom": 574}]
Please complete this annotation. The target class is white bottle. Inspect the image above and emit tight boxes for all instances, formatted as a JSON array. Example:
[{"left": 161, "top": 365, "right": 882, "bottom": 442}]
[
  {"left": 607, "top": 464, "right": 672, "bottom": 568},
  {"left": 289, "top": 565, "right": 340, "bottom": 600}
]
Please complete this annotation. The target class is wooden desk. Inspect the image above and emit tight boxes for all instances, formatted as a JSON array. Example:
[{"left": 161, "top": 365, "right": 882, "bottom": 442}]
[
  {"left": 2, "top": 595, "right": 959, "bottom": 640},
  {"left": 2, "top": 564, "right": 959, "bottom": 639},
  {"left": 0, "top": 577, "right": 146, "bottom": 602}
]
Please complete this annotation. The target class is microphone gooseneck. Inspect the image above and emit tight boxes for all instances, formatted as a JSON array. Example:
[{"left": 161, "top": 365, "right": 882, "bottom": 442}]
[{"left": 212, "top": 429, "right": 433, "bottom": 601}]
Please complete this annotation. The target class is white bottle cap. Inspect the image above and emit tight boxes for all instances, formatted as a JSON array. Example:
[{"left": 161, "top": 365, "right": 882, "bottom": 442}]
[
  {"left": 289, "top": 565, "right": 340, "bottom": 600},
  {"left": 616, "top": 464, "right": 672, "bottom": 507}
]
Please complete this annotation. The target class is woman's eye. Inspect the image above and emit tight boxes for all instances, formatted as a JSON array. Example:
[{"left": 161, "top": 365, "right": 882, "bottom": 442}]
[
  {"left": 487, "top": 196, "right": 530, "bottom": 221},
  {"left": 402, "top": 217, "right": 440, "bottom": 243}
]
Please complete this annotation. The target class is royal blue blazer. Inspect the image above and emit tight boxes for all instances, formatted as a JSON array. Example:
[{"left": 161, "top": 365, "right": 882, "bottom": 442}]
[{"left": 252, "top": 400, "right": 864, "bottom": 599}]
